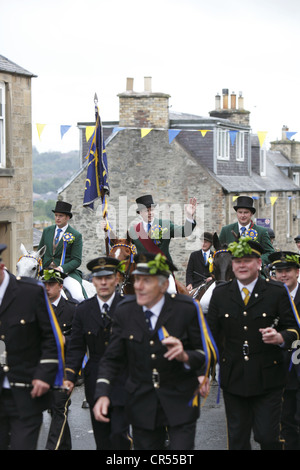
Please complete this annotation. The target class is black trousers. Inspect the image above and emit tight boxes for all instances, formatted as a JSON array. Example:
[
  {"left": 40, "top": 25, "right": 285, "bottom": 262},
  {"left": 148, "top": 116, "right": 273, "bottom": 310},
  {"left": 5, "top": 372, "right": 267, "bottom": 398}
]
[
  {"left": 132, "top": 421, "right": 196, "bottom": 450},
  {"left": 223, "top": 389, "right": 284, "bottom": 450},
  {"left": 0, "top": 389, "right": 43, "bottom": 450},
  {"left": 46, "top": 389, "right": 72, "bottom": 450},
  {"left": 281, "top": 388, "right": 300, "bottom": 450},
  {"left": 90, "top": 405, "right": 132, "bottom": 450}
]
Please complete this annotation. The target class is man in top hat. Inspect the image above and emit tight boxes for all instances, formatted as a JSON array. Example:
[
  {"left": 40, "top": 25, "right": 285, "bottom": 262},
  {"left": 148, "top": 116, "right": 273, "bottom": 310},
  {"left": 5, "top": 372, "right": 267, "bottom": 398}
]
[
  {"left": 38, "top": 200, "right": 85, "bottom": 302},
  {"left": 186, "top": 232, "right": 214, "bottom": 291},
  {"left": 41, "top": 268, "right": 78, "bottom": 450},
  {"left": 0, "top": 244, "right": 59, "bottom": 450},
  {"left": 129, "top": 194, "right": 197, "bottom": 265},
  {"left": 268, "top": 250, "right": 300, "bottom": 449},
  {"left": 218, "top": 195, "right": 274, "bottom": 266},
  {"left": 205, "top": 237, "right": 299, "bottom": 450},
  {"left": 93, "top": 252, "right": 208, "bottom": 450},
  {"left": 64, "top": 256, "right": 131, "bottom": 450}
]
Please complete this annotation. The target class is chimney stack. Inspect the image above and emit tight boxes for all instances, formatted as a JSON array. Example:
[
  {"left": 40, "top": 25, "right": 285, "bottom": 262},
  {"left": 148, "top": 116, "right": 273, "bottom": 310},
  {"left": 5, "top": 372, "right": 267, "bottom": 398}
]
[
  {"left": 282, "top": 125, "right": 289, "bottom": 140},
  {"left": 238, "top": 91, "right": 244, "bottom": 110}
]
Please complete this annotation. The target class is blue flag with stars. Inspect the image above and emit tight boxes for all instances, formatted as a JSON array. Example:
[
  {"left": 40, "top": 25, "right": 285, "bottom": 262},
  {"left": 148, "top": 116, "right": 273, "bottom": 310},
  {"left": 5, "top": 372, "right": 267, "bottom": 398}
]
[{"left": 83, "top": 104, "right": 109, "bottom": 210}]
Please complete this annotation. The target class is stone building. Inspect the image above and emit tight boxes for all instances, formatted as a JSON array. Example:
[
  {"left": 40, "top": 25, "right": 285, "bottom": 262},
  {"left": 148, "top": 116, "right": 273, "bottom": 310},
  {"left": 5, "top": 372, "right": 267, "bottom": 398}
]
[
  {"left": 58, "top": 78, "right": 300, "bottom": 282},
  {"left": 0, "top": 55, "right": 36, "bottom": 272}
]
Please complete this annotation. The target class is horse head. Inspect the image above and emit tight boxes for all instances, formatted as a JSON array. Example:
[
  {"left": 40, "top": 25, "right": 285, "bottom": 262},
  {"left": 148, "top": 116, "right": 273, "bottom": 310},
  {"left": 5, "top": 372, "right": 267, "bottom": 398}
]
[
  {"left": 109, "top": 233, "right": 137, "bottom": 294},
  {"left": 16, "top": 244, "right": 46, "bottom": 278},
  {"left": 211, "top": 232, "right": 234, "bottom": 282}
]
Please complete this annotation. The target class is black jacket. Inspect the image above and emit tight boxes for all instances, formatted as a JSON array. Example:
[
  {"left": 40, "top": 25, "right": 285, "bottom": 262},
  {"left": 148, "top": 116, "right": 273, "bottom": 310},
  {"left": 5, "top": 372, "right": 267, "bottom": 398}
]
[
  {"left": 186, "top": 250, "right": 212, "bottom": 287},
  {"left": 0, "top": 273, "right": 59, "bottom": 418},
  {"left": 65, "top": 292, "right": 126, "bottom": 407},
  {"left": 207, "top": 277, "right": 300, "bottom": 397},
  {"left": 94, "top": 293, "right": 206, "bottom": 430}
]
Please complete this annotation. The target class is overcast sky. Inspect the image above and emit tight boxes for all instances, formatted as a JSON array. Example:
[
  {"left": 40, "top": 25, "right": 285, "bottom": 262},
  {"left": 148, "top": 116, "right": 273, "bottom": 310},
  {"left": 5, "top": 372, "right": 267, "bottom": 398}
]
[{"left": 1, "top": 0, "right": 300, "bottom": 152}]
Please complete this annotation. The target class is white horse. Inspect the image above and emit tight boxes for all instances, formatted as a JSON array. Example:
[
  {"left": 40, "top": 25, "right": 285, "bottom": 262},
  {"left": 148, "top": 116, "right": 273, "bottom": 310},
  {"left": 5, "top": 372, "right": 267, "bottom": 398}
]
[{"left": 17, "top": 244, "right": 96, "bottom": 299}]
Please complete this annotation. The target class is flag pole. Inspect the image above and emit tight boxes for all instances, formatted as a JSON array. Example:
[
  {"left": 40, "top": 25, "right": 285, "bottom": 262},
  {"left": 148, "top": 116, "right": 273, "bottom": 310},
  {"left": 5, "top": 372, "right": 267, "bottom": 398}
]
[{"left": 94, "top": 93, "right": 109, "bottom": 256}]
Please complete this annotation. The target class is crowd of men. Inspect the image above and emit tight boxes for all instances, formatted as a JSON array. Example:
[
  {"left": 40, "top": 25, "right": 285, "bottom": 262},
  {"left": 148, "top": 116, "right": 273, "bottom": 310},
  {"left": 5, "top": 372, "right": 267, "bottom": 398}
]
[{"left": 1, "top": 194, "right": 300, "bottom": 450}]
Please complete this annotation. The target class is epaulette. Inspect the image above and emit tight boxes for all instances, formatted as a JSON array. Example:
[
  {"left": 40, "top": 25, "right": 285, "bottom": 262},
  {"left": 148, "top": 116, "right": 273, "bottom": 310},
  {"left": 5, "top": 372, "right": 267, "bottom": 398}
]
[
  {"left": 213, "top": 280, "right": 232, "bottom": 290},
  {"left": 117, "top": 295, "right": 136, "bottom": 306},
  {"left": 168, "top": 292, "right": 194, "bottom": 303},
  {"left": 264, "top": 277, "right": 285, "bottom": 288}
]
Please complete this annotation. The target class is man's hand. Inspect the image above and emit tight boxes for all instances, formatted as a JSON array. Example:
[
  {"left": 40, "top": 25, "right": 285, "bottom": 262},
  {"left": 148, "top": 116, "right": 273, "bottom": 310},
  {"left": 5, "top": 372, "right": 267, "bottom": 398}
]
[
  {"left": 63, "top": 380, "right": 75, "bottom": 395},
  {"left": 31, "top": 379, "right": 50, "bottom": 398},
  {"left": 185, "top": 197, "right": 197, "bottom": 219},
  {"left": 93, "top": 396, "right": 111, "bottom": 422},
  {"left": 197, "top": 376, "right": 210, "bottom": 397},
  {"left": 162, "top": 336, "right": 189, "bottom": 363},
  {"left": 259, "top": 327, "right": 284, "bottom": 345}
]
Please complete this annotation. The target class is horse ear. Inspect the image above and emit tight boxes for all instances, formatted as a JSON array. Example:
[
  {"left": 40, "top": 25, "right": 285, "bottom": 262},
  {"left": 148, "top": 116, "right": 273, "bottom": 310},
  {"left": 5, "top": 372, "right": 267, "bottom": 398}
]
[
  {"left": 213, "top": 232, "right": 221, "bottom": 251},
  {"left": 20, "top": 243, "right": 28, "bottom": 255},
  {"left": 37, "top": 245, "right": 46, "bottom": 258},
  {"left": 126, "top": 231, "right": 133, "bottom": 244}
]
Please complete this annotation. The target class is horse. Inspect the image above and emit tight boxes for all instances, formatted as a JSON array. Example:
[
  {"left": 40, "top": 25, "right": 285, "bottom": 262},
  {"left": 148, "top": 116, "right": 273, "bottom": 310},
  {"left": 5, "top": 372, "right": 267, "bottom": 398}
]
[
  {"left": 16, "top": 244, "right": 96, "bottom": 299},
  {"left": 190, "top": 233, "right": 234, "bottom": 313},
  {"left": 109, "top": 235, "right": 190, "bottom": 296}
]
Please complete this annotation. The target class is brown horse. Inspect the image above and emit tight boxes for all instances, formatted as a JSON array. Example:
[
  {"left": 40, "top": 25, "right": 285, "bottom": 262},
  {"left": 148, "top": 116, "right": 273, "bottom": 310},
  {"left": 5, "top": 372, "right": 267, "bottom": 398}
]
[{"left": 109, "top": 234, "right": 190, "bottom": 296}]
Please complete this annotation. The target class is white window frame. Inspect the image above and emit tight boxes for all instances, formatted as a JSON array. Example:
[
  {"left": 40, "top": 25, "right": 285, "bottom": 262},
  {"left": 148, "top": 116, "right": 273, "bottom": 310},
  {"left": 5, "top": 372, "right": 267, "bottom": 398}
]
[
  {"left": 236, "top": 131, "right": 245, "bottom": 161},
  {"left": 260, "top": 147, "right": 266, "bottom": 176},
  {"left": 293, "top": 172, "right": 300, "bottom": 186},
  {"left": 217, "top": 129, "right": 230, "bottom": 160},
  {"left": 0, "top": 81, "right": 6, "bottom": 168}
]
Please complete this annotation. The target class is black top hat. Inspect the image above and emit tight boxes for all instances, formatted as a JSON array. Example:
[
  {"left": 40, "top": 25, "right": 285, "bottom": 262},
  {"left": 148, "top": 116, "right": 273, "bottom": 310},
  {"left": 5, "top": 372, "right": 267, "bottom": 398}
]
[
  {"left": 41, "top": 268, "right": 68, "bottom": 284},
  {"left": 201, "top": 232, "right": 213, "bottom": 244},
  {"left": 135, "top": 195, "right": 156, "bottom": 214},
  {"left": 52, "top": 201, "right": 73, "bottom": 218},
  {"left": 268, "top": 251, "right": 300, "bottom": 269},
  {"left": 132, "top": 252, "right": 177, "bottom": 277},
  {"left": 87, "top": 256, "right": 121, "bottom": 277},
  {"left": 233, "top": 196, "right": 256, "bottom": 214},
  {"left": 294, "top": 235, "right": 300, "bottom": 242},
  {"left": 0, "top": 244, "right": 7, "bottom": 261}
]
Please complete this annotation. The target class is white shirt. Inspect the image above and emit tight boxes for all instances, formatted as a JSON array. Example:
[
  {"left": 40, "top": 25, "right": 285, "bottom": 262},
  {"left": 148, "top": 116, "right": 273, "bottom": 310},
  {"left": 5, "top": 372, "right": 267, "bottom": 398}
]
[
  {"left": 290, "top": 284, "right": 299, "bottom": 300},
  {"left": 97, "top": 292, "right": 116, "bottom": 313},
  {"left": 238, "top": 223, "right": 250, "bottom": 236},
  {"left": 237, "top": 278, "right": 258, "bottom": 302},
  {"left": 142, "top": 295, "right": 165, "bottom": 329},
  {"left": 54, "top": 224, "right": 68, "bottom": 243},
  {"left": 51, "top": 294, "right": 62, "bottom": 308}
]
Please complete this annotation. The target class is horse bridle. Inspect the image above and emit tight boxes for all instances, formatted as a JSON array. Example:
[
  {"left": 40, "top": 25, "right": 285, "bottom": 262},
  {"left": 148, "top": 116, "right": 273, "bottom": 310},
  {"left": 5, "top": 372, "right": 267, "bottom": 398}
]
[
  {"left": 109, "top": 243, "right": 137, "bottom": 295},
  {"left": 17, "top": 254, "right": 43, "bottom": 278}
]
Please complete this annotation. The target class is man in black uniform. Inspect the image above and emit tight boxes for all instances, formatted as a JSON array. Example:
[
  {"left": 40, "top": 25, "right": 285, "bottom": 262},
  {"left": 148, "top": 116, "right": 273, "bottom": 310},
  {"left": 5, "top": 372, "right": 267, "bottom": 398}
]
[
  {"left": 93, "top": 252, "right": 208, "bottom": 450},
  {"left": 0, "top": 244, "right": 59, "bottom": 450},
  {"left": 41, "top": 268, "right": 78, "bottom": 450},
  {"left": 64, "top": 256, "right": 131, "bottom": 450},
  {"left": 268, "top": 251, "right": 300, "bottom": 450},
  {"left": 206, "top": 237, "right": 299, "bottom": 450},
  {"left": 186, "top": 232, "right": 214, "bottom": 290}
]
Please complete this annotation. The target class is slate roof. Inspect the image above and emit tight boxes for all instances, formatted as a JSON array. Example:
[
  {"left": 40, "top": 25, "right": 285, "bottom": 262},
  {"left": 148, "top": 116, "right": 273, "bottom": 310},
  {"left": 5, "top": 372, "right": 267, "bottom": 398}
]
[{"left": 0, "top": 54, "right": 36, "bottom": 77}]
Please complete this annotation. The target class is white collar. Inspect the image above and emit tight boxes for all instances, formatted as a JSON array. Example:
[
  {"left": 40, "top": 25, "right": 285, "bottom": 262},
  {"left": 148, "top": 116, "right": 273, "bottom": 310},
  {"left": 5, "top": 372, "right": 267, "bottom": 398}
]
[
  {"left": 237, "top": 278, "right": 258, "bottom": 294},
  {"left": 97, "top": 292, "right": 116, "bottom": 311}
]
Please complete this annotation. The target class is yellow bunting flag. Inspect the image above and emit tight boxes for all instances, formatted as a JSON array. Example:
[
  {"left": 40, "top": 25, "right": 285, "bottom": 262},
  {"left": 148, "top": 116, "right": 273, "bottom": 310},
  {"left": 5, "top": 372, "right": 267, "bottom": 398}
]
[
  {"left": 36, "top": 124, "right": 46, "bottom": 140},
  {"left": 257, "top": 131, "right": 268, "bottom": 147},
  {"left": 141, "top": 128, "right": 152, "bottom": 138},
  {"left": 232, "top": 195, "right": 239, "bottom": 202},
  {"left": 86, "top": 126, "right": 95, "bottom": 142},
  {"left": 270, "top": 196, "right": 278, "bottom": 206},
  {"left": 199, "top": 130, "right": 211, "bottom": 137}
]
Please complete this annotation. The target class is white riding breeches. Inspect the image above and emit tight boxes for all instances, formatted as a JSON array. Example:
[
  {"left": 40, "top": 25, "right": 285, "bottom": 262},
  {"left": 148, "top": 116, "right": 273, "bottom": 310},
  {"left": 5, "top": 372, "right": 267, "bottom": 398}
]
[{"left": 63, "top": 276, "right": 85, "bottom": 302}]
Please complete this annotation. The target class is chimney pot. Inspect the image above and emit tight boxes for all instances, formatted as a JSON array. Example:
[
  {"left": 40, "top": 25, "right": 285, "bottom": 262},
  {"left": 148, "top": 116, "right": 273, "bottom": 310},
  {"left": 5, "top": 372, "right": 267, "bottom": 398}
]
[
  {"left": 144, "top": 76, "right": 152, "bottom": 92},
  {"left": 126, "top": 77, "right": 134, "bottom": 91},
  {"left": 238, "top": 92, "right": 244, "bottom": 110},
  {"left": 230, "top": 91, "right": 236, "bottom": 110},
  {"left": 215, "top": 93, "right": 221, "bottom": 110},
  {"left": 222, "top": 89, "right": 229, "bottom": 109}
]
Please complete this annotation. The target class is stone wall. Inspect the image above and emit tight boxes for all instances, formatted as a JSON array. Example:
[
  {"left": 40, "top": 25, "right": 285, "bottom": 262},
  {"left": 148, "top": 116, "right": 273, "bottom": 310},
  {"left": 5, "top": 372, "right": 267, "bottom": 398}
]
[{"left": 0, "top": 72, "right": 33, "bottom": 272}]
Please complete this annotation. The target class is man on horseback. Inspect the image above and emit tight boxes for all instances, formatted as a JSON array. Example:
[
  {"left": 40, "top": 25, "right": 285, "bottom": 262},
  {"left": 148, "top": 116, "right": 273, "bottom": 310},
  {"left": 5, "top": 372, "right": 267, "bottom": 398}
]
[
  {"left": 218, "top": 195, "right": 274, "bottom": 267},
  {"left": 186, "top": 232, "right": 214, "bottom": 291},
  {"left": 129, "top": 194, "right": 197, "bottom": 293},
  {"left": 38, "top": 201, "right": 85, "bottom": 302}
]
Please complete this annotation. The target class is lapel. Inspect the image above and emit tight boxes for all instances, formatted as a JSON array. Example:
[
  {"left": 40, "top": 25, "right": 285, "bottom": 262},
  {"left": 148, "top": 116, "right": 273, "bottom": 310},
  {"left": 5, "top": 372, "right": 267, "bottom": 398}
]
[
  {"left": 229, "top": 279, "right": 245, "bottom": 308},
  {"left": 89, "top": 295, "right": 104, "bottom": 327},
  {"left": 229, "top": 277, "right": 266, "bottom": 310},
  {"left": 153, "top": 294, "right": 174, "bottom": 334},
  {"left": 0, "top": 273, "right": 18, "bottom": 317},
  {"left": 55, "top": 296, "right": 65, "bottom": 319}
]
